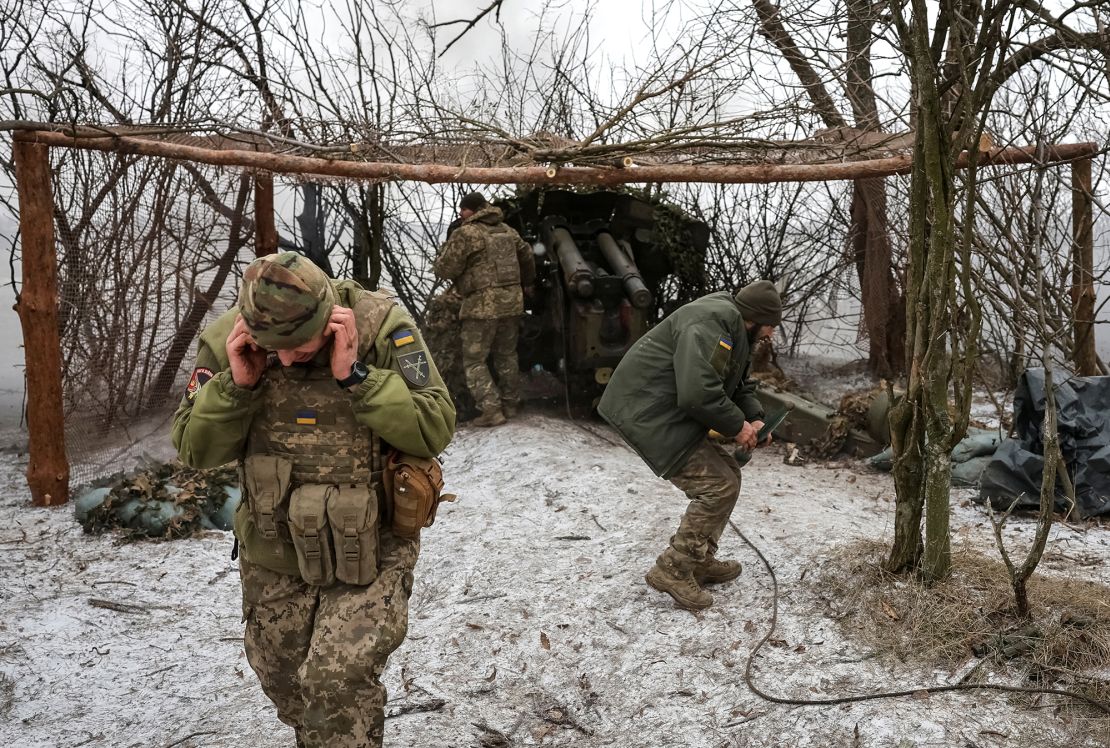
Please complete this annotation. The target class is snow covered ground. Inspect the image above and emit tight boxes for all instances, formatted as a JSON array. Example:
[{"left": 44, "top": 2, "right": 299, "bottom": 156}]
[{"left": 1, "top": 414, "right": 1108, "bottom": 748}]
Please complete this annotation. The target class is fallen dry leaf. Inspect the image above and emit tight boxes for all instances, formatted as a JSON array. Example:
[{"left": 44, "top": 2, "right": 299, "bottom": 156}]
[{"left": 540, "top": 631, "right": 551, "bottom": 650}]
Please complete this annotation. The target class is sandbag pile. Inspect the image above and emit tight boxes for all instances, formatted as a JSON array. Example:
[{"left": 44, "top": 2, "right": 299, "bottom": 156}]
[{"left": 75, "top": 461, "right": 239, "bottom": 540}]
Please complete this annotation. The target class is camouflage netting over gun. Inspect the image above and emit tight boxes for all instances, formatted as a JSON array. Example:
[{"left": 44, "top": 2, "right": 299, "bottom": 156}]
[
  {"left": 75, "top": 461, "right": 239, "bottom": 541},
  {"left": 495, "top": 185, "right": 709, "bottom": 312}
]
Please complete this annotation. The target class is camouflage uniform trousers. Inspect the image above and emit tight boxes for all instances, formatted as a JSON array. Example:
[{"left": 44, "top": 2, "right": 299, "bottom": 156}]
[
  {"left": 461, "top": 316, "right": 520, "bottom": 416},
  {"left": 662, "top": 440, "right": 742, "bottom": 570},
  {"left": 240, "top": 530, "right": 419, "bottom": 748}
]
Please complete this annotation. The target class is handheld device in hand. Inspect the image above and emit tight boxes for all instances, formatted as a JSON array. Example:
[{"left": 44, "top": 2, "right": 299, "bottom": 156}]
[{"left": 732, "top": 403, "right": 794, "bottom": 467}]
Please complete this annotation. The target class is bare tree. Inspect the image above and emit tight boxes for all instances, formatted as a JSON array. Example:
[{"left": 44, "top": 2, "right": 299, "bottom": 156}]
[{"left": 884, "top": 0, "right": 1109, "bottom": 580}]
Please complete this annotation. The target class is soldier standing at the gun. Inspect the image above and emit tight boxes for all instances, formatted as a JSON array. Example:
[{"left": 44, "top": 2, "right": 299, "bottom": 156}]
[
  {"left": 172, "top": 252, "right": 455, "bottom": 747},
  {"left": 434, "top": 192, "right": 536, "bottom": 427},
  {"left": 598, "top": 280, "right": 782, "bottom": 611}
]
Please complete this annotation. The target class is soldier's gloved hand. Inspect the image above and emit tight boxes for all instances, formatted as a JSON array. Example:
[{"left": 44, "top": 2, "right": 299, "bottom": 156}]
[
  {"left": 735, "top": 421, "right": 759, "bottom": 451},
  {"left": 227, "top": 314, "right": 267, "bottom": 388},
  {"left": 327, "top": 305, "right": 360, "bottom": 380}
]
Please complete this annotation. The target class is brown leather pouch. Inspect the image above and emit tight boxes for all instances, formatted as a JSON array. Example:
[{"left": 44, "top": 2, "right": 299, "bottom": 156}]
[{"left": 383, "top": 452, "right": 455, "bottom": 539}]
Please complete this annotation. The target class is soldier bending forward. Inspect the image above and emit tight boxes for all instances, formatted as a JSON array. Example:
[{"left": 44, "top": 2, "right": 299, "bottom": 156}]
[
  {"left": 173, "top": 252, "right": 455, "bottom": 747},
  {"left": 598, "top": 281, "right": 782, "bottom": 611}
]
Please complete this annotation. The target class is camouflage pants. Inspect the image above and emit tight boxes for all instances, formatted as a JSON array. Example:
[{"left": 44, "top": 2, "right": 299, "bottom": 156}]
[
  {"left": 663, "top": 440, "right": 742, "bottom": 568},
  {"left": 461, "top": 316, "right": 520, "bottom": 415},
  {"left": 240, "top": 531, "right": 419, "bottom": 748}
]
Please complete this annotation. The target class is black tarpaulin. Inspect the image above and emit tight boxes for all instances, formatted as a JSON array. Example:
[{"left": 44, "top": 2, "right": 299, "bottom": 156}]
[{"left": 978, "top": 369, "right": 1110, "bottom": 518}]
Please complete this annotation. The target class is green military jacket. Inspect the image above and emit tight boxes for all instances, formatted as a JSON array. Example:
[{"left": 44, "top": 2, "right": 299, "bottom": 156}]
[
  {"left": 433, "top": 206, "right": 536, "bottom": 320},
  {"left": 173, "top": 281, "right": 456, "bottom": 468},
  {"left": 597, "top": 291, "right": 764, "bottom": 478}
]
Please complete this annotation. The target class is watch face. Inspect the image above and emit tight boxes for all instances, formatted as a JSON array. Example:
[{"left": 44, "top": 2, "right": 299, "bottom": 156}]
[{"left": 338, "top": 361, "right": 370, "bottom": 388}]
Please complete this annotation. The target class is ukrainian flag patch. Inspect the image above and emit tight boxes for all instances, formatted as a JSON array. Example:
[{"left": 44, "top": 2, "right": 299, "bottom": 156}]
[
  {"left": 391, "top": 329, "right": 416, "bottom": 347},
  {"left": 718, "top": 336, "right": 733, "bottom": 351},
  {"left": 295, "top": 409, "right": 317, "bottom": 426}
]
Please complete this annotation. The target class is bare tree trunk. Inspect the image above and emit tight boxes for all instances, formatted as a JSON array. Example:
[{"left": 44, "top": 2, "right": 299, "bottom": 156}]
[
  {"left": 298, "top": 183, "right": 334, "bottom": 276},
  {"left": 343, "top": 183, "right": 385, "bottom": 290},
  {"left": 886, "top": 0, "right": 960, "bottom": 580},
  {"left": 755, "top": 0, "right": 904, "bottom": 377},
  {"left": 846, "top": 0, "right": 902, "bottom": 378}
]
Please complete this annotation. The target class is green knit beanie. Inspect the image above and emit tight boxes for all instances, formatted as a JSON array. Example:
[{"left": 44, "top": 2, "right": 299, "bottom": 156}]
[{"left": 734, "top": 280, "right": 782, "bottom": 326}]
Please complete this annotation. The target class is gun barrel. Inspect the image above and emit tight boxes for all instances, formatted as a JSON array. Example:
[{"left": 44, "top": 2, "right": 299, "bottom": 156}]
[
  {"left": 550, "top": 226, "right": 594, "bottom": 298},
  {"left": 596, "top": 232, "right": 652, "bottom": 309}
]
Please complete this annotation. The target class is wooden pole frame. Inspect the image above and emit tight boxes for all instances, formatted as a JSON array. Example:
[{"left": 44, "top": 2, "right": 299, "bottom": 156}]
[
  {"left": 11, "top": 129, "right": 1099, "bottom": 186},
  {"left": 1070, "top": 157, "right": 1099, "bottom": 376},
  {"left": 12, "top": 141, "right": 69, "bottom": 507},
  {"left": 5, "top": 126, "right": 1101, "bottom": 506},
  {"left": 254, "top": 172, "right": 278, "bottom": 256}
]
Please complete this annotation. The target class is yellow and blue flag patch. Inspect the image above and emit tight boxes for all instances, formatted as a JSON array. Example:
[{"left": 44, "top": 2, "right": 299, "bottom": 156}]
[
  {"left": 391, "top": 329, "right": 416, "bottom": 347},
  {"left": 718, "top": 335, "right": 733, "bottom": 351},
  {"left": 295, "top": 409, "right": 317, "bottom": 426}
]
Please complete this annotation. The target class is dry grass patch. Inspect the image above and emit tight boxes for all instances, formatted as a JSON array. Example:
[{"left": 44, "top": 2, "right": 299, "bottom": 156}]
[{"left": 814, "top": 539, "right": 1110, "bottom": 714}]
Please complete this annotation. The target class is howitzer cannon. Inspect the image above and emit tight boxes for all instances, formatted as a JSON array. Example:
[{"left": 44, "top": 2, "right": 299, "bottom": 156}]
[
  {"left": 425, "top": 189, "right": 710, "bottom": 417},
  {"left": 501, "top": 189, "right": 710, "bottom": 396}
]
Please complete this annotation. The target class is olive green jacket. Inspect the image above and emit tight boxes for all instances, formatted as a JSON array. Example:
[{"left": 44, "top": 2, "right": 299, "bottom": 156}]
[
  {"left": 597, "top": 291, "right": 764, "bottom": 478},
  {"left": 172, "top": 281, "right": 456, "bottom": 469}
]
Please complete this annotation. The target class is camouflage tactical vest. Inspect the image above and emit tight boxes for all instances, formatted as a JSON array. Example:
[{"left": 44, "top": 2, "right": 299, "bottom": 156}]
[
  {"left": 458, "top": 223, "right": 522, "bottom": 296},
  {"left": 246, "top": 364, "right": 379, "bottom": 485},
  {"left": 235, "top": 287, "right": 398, "bottom": 576}
]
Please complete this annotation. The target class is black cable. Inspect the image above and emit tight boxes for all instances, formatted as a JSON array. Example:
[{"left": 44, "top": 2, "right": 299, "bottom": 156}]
[{"left": 730, "top": 520, "right": 1110, "bottom": 715}]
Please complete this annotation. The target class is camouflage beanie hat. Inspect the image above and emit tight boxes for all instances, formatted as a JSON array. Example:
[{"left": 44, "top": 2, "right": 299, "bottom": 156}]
[
  {"left": 734, "top": 280, "right": 782, "bottom": 326},
  {"left": 239, "top": 251, "right": 335, "bottom": 350}
]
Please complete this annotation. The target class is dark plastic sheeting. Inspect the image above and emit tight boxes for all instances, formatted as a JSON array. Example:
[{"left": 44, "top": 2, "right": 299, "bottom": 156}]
[{"left": 978, "top": 369, "right": 1110, "bottom": 518}]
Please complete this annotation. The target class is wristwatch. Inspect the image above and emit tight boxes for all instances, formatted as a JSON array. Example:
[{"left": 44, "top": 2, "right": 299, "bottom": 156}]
[{"left": 336, "top": 360, "right": 370, "bottom": 389}]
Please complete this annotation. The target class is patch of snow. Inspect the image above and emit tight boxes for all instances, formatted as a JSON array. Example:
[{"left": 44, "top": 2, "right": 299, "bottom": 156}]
[{"left": 0, "top": 415, "right": 1107, "bottom": 747}]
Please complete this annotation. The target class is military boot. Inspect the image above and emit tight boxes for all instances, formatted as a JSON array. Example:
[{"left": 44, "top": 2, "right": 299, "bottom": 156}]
[
  {"left": 645, "top": 557, "right": 713, "bottom": 611},
  {"left": 502, "top": 400, "right": 521, "bottom": 419},
  {"left": 695, "top": 557, "right": 742, "bottom": 585},
  {"left": 472, "top": 410, "right": 507, "bottom": 427}
]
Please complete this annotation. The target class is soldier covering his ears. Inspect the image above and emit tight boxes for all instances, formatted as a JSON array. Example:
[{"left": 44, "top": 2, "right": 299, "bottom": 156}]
[{"left": 172, "top": 251, "right": 455, "bottom": 747}]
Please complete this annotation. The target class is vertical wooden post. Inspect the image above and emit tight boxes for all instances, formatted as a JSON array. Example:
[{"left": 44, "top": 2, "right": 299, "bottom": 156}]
[
  {"left": 13, "top": 141, "right": 69, "bottom": 507},
  {"left": 254, "top": 172, "right": 278, "bottom": 256},
  {"left": 1071, "top": 158, "right": 1097, "bottom": 376}
]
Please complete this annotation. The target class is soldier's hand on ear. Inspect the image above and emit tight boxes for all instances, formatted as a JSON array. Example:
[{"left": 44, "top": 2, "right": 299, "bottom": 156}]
[
  {"left": 227, "top": 315, "right": 267, "bottom": 388},
  {"left": 327, "top": 305, "right": 360, "bottom": 380}
]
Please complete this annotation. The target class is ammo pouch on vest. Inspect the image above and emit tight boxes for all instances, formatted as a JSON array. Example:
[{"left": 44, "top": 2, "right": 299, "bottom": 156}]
[
  {"left": 242, "top": 454, "right": 293, "bottom": 541},
  {"left": 288, "top": 483, "right": 380, "bottom": 587},
  {"left": 383, "top": 452, "right": 454, "bottom": 539},
  {"left": 288, "top": 484, "right": 336, "bottom": 587},
  {"left": 326, "top": 484, "right": 379, "bottom": 586}
]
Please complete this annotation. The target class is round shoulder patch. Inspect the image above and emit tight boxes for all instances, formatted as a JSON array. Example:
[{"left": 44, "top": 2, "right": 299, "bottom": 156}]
[{"left": 185, "top": 367, "right": 215, "bottom": 402}]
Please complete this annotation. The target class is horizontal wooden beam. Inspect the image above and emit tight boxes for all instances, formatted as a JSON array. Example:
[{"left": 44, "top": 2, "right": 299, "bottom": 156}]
[{"left": 12, "top": 129, "right": 1099, "bottom": 185}]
